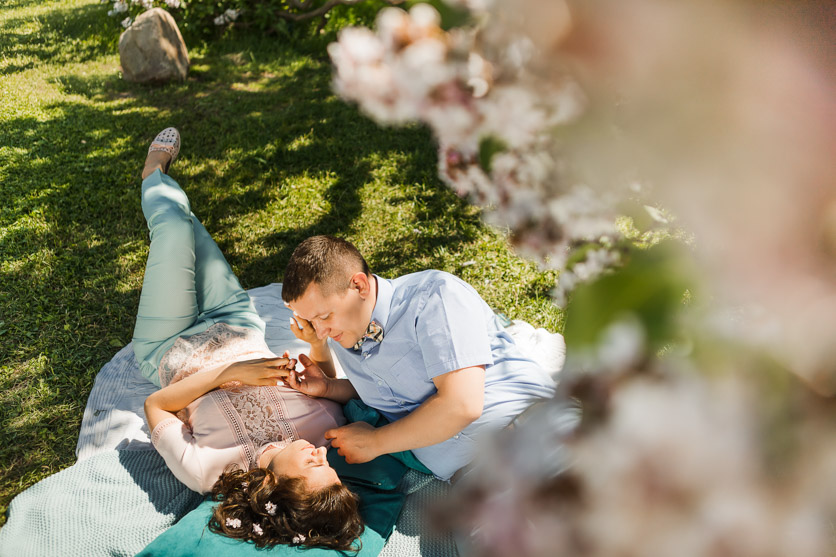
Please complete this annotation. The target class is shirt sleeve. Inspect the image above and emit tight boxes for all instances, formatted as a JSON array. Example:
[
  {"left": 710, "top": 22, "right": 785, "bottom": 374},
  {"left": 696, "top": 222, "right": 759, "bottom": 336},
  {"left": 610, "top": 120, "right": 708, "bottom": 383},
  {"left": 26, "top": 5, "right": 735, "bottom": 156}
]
[
  {"left": 415, "top": 278, "right": 494, "bottom": 379},
  {"left": 151, "top": 417, "right": 235, "bottom": 494}
]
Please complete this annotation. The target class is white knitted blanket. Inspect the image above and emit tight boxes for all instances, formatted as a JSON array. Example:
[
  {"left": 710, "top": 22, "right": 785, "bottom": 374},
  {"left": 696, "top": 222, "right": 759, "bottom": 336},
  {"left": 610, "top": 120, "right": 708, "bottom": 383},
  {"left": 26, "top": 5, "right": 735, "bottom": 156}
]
[{"left": 0, "top": 283, "right": 565, "bottom": 557}]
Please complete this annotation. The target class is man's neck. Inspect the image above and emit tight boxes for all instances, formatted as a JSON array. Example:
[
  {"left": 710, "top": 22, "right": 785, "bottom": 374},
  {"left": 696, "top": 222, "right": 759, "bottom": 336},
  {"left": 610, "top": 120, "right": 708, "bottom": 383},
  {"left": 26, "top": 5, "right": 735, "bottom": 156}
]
[{"left": 366, "top": 274, "right": 379, "bottom": 321}]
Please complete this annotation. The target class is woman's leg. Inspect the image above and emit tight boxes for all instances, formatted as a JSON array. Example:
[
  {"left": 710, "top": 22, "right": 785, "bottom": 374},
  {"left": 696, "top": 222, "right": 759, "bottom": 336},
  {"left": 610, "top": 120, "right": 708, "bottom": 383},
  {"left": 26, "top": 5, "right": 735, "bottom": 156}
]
[
  {"left": 191, "top": 215, "right": 264, "bottom": 332},
  {"left": 132, "top": 164, "right": 265, "bottom": 385},
  {"left": 132, "top": 169, "right": 200, "bottom": 384}
]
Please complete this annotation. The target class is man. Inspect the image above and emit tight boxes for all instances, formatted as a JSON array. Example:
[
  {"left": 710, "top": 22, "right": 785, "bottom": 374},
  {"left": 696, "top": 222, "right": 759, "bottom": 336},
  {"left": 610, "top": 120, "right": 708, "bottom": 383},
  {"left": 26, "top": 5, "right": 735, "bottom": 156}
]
[{"left": 281, "top": 235, "right": 556, "bottom": 481}]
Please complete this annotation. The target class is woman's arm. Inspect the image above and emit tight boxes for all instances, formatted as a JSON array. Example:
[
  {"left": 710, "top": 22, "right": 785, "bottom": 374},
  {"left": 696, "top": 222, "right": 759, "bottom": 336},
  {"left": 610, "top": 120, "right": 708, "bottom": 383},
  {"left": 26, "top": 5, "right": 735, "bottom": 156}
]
[
  {"left": 290, "top": 315, "right": 337, "bottom": 378},
  {"left": 144, "top": 356, "right": 292, "bottom": 431}
]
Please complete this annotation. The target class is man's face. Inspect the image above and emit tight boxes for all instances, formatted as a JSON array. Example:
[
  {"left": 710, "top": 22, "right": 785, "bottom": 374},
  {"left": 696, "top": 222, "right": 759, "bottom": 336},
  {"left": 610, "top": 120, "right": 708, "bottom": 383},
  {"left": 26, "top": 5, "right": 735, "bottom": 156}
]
[{"left": 288, "top": 280, "right": 370, "bottom": 349}]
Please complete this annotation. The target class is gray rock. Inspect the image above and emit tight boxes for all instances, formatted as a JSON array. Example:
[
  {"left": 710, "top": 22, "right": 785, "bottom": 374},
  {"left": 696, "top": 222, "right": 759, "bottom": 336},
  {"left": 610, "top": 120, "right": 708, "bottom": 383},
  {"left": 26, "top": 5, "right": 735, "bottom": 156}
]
[{"left": 119, "top": 8, "right": 189, "bottom": 83}]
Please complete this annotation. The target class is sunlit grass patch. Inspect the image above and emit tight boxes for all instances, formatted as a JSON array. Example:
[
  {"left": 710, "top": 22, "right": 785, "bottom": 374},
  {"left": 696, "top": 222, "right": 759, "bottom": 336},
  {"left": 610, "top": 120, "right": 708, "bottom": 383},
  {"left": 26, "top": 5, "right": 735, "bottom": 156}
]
[{"left": 0, "top": 0, "right": 564, "bottom": 526}]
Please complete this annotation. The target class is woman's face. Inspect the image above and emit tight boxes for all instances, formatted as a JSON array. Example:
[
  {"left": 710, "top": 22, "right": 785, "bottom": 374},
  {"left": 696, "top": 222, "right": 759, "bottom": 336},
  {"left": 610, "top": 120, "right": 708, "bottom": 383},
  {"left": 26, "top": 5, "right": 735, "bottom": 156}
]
[{"left": 264, "top": 439, "right": 340, "bottom": 490}]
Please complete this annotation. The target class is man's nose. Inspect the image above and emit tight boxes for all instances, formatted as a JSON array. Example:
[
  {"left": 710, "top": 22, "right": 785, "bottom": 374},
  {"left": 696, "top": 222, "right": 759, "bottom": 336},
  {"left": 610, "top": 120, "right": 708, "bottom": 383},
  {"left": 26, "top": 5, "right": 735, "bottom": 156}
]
[{"left": 313, "top": 321, "right": 328, "bottom": 340}]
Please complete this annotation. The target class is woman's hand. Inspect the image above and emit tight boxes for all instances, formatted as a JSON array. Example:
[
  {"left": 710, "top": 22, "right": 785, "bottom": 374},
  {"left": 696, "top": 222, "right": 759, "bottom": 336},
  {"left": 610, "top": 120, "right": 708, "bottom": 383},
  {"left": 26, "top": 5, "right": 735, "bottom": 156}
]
[
  {"left": 290, "top": 314, "right": 323, "bottom": 347},
  {"left": 226, "top": 356, "right": 296, "bottom": 387},
  {"left": 285, "top": 353, "right": 332, "bottom": 398}
]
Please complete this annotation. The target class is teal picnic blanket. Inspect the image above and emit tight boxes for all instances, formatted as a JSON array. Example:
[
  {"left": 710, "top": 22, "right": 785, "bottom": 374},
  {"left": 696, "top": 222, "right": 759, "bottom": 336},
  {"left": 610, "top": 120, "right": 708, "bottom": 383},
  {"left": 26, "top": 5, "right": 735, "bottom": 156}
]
[{"left": 0, "top": 449, "right": 203, "bottom": 556}]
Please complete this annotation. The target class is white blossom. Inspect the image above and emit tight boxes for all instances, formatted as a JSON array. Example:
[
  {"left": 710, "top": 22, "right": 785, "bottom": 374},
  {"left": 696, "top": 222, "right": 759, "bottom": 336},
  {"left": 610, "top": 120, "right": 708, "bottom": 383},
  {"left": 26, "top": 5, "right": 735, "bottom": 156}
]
[
  {"left": 164, "top": 0, "right": 181, "bottom": 7},
  {"left": 120, "top": 16, "right": 132, "bottom": 28},
  {"left": 225, "top": 517, "right": 242, "bottom": 529},
  {"left": 107, "top": 0, "right": 128, "bottom": 16}
]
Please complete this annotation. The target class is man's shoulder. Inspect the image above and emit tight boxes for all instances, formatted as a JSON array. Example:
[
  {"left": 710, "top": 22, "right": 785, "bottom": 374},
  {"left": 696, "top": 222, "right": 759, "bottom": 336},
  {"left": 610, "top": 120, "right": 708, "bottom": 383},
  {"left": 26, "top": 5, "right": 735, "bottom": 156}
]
[
  {"left": 392, "top": 270, "right": 475, "bottom": 297},
  {"left": 391, "top": 270, "right": 484, "bottom": 308}
]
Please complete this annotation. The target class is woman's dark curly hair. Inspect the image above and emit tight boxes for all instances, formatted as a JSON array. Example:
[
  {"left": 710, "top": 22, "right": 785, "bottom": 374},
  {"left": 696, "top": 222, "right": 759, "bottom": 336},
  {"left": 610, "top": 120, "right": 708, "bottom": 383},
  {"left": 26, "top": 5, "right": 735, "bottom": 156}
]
[{"left": 208, "top": 466, "right": 364, "bottom": 551}]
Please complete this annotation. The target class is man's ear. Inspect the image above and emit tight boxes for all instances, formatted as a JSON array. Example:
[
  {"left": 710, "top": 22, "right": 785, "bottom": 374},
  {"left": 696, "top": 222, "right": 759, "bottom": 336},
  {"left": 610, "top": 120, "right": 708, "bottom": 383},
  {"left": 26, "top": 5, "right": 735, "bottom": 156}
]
[{"left": 349, "top": 272, "right": 371, "bottom": 298}]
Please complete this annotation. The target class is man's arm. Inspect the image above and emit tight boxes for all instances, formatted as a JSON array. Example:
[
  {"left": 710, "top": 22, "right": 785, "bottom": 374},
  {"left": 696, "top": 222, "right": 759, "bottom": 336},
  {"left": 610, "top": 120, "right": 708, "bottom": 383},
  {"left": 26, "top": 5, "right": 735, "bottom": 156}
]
[{"left": 326, "top": 365, "right": 485, "bottom": 463}]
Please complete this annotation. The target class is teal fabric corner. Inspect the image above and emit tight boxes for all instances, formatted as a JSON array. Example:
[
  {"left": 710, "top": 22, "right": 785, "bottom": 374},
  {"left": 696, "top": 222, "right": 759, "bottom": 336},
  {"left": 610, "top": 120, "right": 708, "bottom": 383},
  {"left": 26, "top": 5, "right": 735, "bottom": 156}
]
[
  {"left": 136, "top": 496, "right": 387, "bottom": 557},
  {"left": 137, "top": 449, "right": 407, "bottom": 557},
  {"left": 137, "top": 481, "right": 405, "bottom": 557}
]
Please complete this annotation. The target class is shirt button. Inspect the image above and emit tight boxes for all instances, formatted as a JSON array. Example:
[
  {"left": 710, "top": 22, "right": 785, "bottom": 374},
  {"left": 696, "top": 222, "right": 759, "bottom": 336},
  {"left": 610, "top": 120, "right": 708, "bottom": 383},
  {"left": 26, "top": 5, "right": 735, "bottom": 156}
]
[
  {"left": 377, "top": 380, "right": 383, "bottom": 386},
  {"left": 454, "top": 434, "right": 460, "bottom": 439}
]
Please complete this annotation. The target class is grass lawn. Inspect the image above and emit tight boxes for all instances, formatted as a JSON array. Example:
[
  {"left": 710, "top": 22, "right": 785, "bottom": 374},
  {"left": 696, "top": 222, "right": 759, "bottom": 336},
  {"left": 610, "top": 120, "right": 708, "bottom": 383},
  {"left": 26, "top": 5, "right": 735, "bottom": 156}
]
[{"left": 0, "top": 0, "right": 563, "bottom": 525}]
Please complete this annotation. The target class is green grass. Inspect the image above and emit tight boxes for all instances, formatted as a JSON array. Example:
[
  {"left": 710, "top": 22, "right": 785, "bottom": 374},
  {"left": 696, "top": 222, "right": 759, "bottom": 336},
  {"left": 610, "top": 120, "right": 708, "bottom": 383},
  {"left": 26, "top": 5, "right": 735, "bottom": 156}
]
[{"left": 0, "top": 0, "right": 563, "bottom": 525}]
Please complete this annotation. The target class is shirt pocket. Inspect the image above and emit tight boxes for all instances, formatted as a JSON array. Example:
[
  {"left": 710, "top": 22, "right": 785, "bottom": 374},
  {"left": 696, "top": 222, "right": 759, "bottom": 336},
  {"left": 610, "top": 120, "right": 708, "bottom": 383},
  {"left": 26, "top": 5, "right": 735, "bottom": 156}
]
[{"left": 382, "top": 345, "right": 436, "bottom": 406}]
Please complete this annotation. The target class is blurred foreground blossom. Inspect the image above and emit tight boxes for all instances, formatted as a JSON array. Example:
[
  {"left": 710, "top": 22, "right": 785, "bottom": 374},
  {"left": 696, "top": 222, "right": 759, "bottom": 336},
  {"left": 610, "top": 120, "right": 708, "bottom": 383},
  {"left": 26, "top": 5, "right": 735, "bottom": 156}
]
[
  {"left": 328, "top": 1, "right": 836, "bottom": 555},
  {"left": 451, "top": 371, "right": 836, "bottom": 557},
  {"left": 328, "top": 0, "right": 836, "bottom": 385}
]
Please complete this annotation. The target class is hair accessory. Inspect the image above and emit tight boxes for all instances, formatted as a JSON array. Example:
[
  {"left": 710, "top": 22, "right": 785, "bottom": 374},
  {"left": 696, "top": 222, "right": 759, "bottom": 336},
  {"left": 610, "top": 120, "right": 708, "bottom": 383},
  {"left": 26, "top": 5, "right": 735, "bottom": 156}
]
[
  {"left": 241, "top": 481, "right": 249, "bottom": 489},
  {"left": 252, "top": 523, "right": 264, "bottom": 536},
  {"left": 265, "top": 501, "right": 277, "bottom": 516},
  {"left": 292, "top": 534, "right": 306, "bottom": 544},
  {"left": 226, "top": 517, "right": 242, "bottom": 529}
]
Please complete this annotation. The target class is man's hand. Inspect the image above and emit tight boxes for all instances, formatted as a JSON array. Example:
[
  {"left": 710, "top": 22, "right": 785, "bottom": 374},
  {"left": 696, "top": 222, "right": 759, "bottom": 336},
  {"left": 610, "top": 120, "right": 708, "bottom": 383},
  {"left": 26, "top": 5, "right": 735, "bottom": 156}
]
[
  {"left": 285, "top": 353, "right": 332, "bottom": 398},
  {"left": 325, "top": 422, "right": 382, "bottom": 464},
  {"left": 290, "top": 314, "right": 323, "bottom": 347}
]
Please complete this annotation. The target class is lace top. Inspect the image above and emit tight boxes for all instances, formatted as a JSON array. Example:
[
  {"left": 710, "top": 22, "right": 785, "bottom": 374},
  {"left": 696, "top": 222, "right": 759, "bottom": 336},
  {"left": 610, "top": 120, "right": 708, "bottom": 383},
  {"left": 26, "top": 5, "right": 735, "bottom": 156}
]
[{"left": 151, "top": 323, "right": 346, "bottom": 494}]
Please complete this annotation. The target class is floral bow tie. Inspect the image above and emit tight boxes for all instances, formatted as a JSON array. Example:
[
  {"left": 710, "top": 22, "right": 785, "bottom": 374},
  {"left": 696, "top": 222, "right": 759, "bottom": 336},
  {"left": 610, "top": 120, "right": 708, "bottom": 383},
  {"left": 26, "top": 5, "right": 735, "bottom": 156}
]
[{"left": 353, "top": 320, "right": 384, "bottom": 351}]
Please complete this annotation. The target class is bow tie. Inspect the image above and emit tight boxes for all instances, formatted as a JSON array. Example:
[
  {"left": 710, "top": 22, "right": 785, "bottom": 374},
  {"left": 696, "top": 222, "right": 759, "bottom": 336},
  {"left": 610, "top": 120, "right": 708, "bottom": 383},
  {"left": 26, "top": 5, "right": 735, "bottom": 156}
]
[{"left": 353, "top": 320, "right": 384, "bottom": 352}]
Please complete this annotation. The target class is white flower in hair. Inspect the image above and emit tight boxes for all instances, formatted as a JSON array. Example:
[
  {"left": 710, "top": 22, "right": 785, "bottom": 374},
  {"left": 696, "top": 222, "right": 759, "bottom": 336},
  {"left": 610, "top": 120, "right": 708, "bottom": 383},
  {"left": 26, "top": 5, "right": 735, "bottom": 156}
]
[
  {"left": 264, "top": 501, "right": 277, "bottom": 516},
  {"left": 292, "top": 534, "right": 306, "bottom": 544},
  {"left": 252, "top": 523, "right": 264, "bottom": 536},
  {"left": 225, "top": 517, "right": 242, "bottom": 529},
  {"left": 241, "top": 481, "right": 248, "bottom": 489}
]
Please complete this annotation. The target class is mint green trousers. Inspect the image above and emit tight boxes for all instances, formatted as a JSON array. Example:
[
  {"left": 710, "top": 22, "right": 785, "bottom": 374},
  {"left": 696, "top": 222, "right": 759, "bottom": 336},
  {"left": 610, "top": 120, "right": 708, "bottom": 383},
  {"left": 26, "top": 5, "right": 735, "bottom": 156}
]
[{"left": 132, "top": 170, "right": 264, "bottom": 386}]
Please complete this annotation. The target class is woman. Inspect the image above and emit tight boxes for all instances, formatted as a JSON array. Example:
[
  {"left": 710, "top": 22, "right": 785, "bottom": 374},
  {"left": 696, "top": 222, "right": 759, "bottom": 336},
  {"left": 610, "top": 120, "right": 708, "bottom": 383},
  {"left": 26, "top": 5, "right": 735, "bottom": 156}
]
[{"left": 136, "top": 128, "right": 363, "bottom": 550}]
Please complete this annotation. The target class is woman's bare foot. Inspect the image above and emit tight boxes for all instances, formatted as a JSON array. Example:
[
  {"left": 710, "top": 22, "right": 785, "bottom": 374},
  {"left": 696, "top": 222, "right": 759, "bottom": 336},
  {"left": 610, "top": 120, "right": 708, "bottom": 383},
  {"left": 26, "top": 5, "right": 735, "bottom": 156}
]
[{"left": 142, "top": 150, "right": 173, "bottom": 180}]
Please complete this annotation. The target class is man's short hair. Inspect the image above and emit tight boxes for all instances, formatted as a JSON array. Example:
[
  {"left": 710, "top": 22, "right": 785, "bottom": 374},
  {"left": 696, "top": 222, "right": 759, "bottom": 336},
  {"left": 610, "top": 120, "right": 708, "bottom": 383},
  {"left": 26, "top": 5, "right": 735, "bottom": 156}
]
[{"left": 281, "top": 235, "right": 371, "bottom": 302}]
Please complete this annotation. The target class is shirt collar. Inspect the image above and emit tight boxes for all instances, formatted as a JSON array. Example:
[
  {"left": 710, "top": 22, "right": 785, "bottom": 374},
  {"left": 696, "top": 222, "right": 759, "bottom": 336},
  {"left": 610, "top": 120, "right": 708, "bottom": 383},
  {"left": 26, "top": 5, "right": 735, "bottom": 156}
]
[{"left": 370, "top": 274, "right": 393, "bottom": 333}]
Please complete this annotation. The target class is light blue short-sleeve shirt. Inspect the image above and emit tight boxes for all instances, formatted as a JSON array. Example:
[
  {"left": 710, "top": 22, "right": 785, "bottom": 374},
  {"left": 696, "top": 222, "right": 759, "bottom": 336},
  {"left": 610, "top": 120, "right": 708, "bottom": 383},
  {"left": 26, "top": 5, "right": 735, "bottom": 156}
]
[{"left": 332, "top": 271, "right": 556, "bottom": 480}]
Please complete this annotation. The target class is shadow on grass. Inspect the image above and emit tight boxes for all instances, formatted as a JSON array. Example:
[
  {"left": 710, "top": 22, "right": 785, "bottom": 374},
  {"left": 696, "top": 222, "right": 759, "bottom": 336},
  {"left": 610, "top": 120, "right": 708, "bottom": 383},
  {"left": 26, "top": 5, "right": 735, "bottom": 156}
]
[
  {"left": 0, "top": 15, "right": 481, "bottom": 523},
  {"left": 0, "top": 1, "right": 119, "bottom": 73}
]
